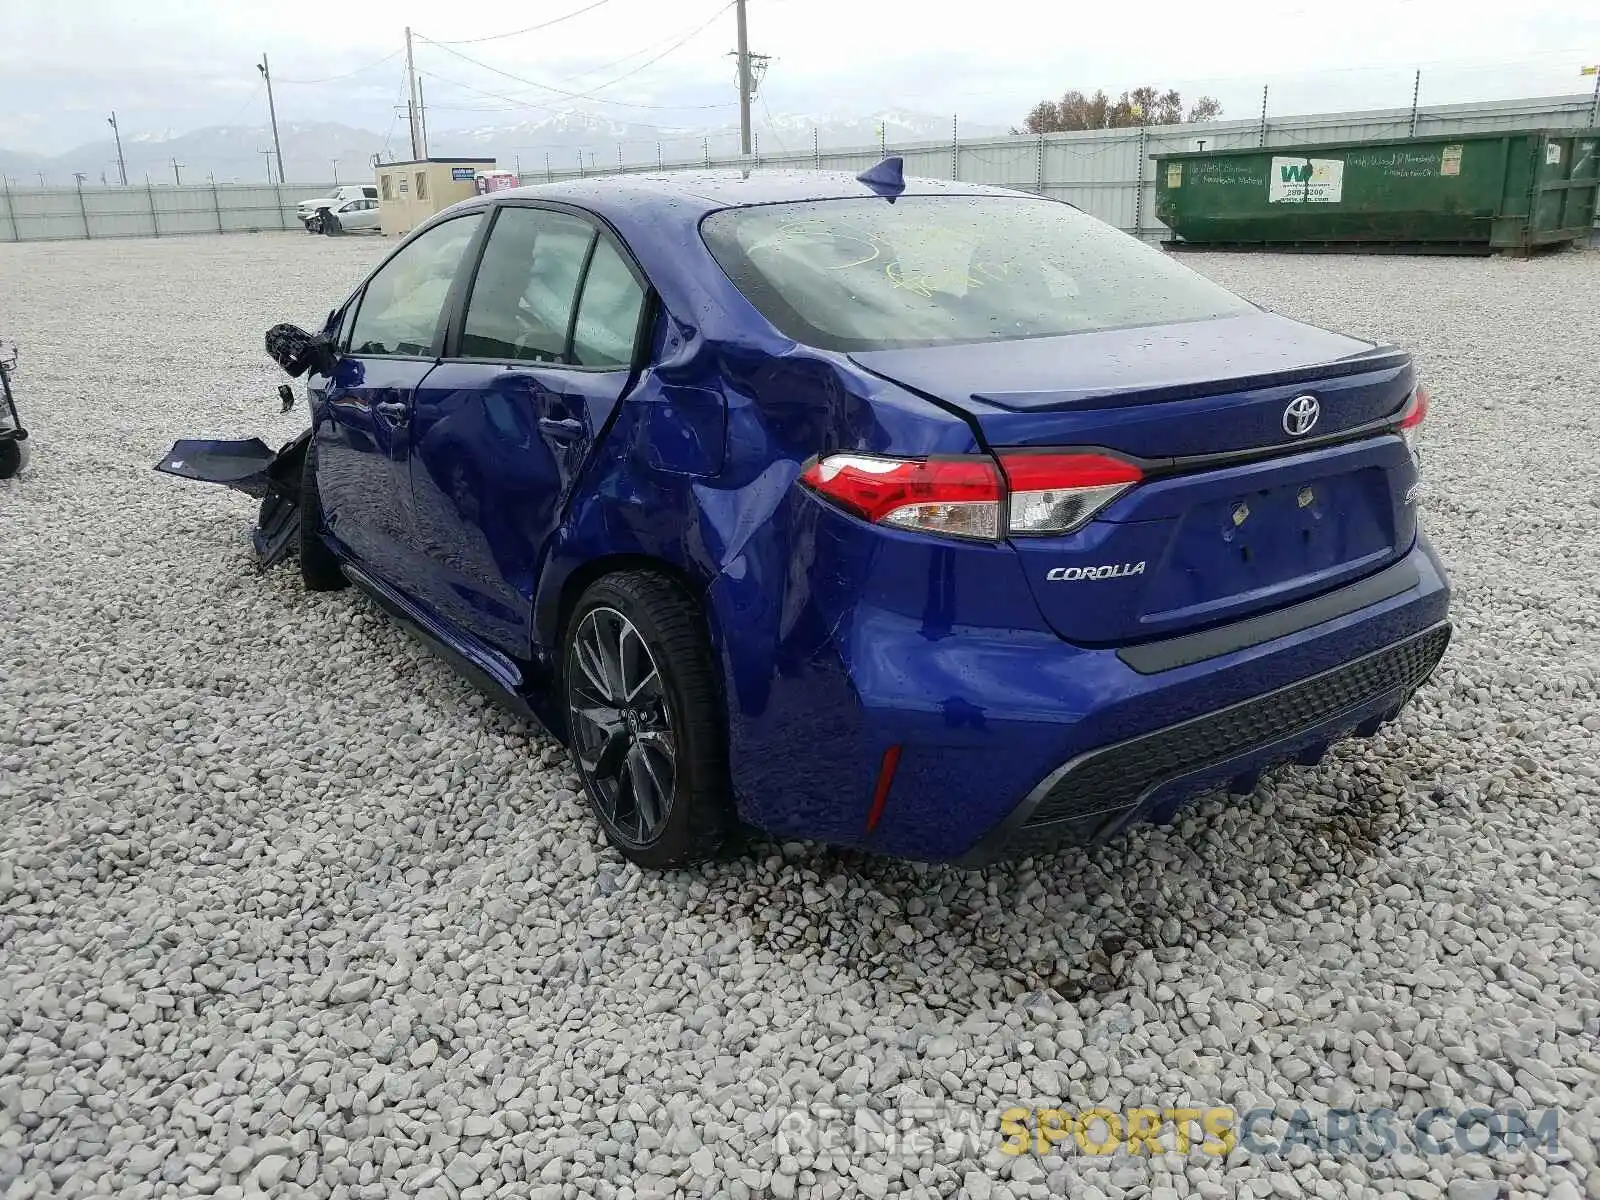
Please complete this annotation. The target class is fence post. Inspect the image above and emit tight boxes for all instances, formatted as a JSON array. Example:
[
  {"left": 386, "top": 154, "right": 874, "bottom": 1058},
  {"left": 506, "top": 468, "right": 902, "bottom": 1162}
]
[
  {"left": 211, "top": 177, "right": 224, "bottom": 233},
  {"left": 1035, "top": 134, "right": 1044, "bottom": 194},
  {"left": 147, "top": 180, "right": 161, "bottom": 237},
  {"left": 0, "top": 181, "right": 16, "bottom": 243},
  {"left": 813, "top": 127, "right": 819, "bottom": 169},
  {"left": 76, "top": 181, "right": 92, "bottom": 240},
  {"left": 1134, "top": 124, "right": 1147, "bottom": 237},
  {"left": 951, "top": 115, "right": 959, "bottom": 179}
]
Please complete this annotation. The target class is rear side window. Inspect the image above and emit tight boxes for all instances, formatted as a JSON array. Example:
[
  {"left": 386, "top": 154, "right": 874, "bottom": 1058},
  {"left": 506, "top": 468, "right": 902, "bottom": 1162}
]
[
  {"left": 461, "top": 208, "right": 595, "bottom": 363},
  {"left": 347, "top": 213, "right": 483, "bottom": 356},
  {"left": 572, "top": 239, "right": 645, "bottom": 368},
  {"left": 701, "top": 195, "right": 1251, "bottom": 351}
]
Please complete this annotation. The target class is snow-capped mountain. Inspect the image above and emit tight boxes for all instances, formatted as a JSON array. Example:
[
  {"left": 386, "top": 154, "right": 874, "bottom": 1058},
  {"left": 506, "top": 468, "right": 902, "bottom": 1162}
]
[{"left": 2, "top": 109, "right": 1011, "bottom": 187}]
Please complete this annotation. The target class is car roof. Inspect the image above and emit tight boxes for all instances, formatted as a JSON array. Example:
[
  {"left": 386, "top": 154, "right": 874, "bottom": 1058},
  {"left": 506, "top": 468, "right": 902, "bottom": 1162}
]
[{"left": 472, "top": 168, "right": 1026, "bottom": 222}]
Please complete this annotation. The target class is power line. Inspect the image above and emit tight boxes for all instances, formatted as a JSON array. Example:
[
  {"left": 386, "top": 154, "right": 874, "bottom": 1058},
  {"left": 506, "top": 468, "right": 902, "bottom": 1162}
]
[
  {"left": 275, "top": 49, "right": 404, "bottom": 85},
  {"left": 429, "top": 5, "right": 738, "bottom": 102},
  {"left": 417, "top": 67, "right": 740, "bottom": 141},
  {"left": 429, "top": 0, "right": 614, "bottom": 45},
  {"left": 216, "top": 80, "right": 265, "bottom": 128},
  {"left": 414, "top": 6, "right": 736, "bottom": 111}
]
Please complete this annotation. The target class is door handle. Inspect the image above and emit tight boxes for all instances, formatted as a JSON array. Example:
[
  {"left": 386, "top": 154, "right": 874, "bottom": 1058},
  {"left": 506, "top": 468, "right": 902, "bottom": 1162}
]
[
  {"left": 375, "top": 400, "right": 409, "bottom": 425},
  {"left": 538, "top": 416, "right": 585, "bottom": 441}
]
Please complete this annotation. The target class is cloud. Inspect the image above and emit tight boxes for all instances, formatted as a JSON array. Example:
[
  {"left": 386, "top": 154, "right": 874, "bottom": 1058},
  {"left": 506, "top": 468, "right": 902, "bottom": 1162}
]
[{"left": 2, "top": 0, "right": 1597, "bottom": 154}]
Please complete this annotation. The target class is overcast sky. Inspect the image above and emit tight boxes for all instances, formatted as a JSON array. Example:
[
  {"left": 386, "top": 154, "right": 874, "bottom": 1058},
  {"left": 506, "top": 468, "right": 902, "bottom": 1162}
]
[{"left": 1, "top": 0, "right": 1596, "bottom": 152}]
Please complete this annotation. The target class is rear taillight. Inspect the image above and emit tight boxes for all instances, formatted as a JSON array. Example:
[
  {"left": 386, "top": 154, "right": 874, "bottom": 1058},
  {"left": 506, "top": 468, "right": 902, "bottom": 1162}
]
[
  {"left": 999, "top": 451, "right": 1143, "bottom": 535},
  {"left": 799, "top": 450, "right": 1142, "bottom": 541},
  {"left": 798, "top": 454, "right": 1003, "bottom": 540},
  {"left": 1396, "top": 384, "right": 1429, "bottom": 459}
]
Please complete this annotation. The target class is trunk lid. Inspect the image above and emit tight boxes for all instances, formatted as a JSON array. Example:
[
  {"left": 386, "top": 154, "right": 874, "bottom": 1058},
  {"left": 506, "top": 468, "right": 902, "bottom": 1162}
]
[{"left": 851, "top": 312, "right": 1421, "bottom": 645}]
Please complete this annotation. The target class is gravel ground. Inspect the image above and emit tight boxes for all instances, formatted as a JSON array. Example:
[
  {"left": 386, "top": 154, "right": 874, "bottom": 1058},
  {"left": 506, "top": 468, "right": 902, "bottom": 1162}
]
[{"left": 2, "top": 233, "right": 1598, "bottom": 1200}]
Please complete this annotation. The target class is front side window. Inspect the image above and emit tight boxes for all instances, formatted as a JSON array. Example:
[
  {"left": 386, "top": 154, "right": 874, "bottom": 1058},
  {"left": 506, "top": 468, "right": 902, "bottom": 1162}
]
[
  {"left": 701, "top": 196, "right": 1252, "bottom": 351},
  {"left": 460, "top": 208, "right": 596, "bottom": 363},
  {"left": 347, "top": 213, "right": 483, "bottom": 357}
]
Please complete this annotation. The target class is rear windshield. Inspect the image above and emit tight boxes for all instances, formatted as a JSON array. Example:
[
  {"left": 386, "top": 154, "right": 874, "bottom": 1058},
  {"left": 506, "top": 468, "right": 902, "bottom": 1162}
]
[{"left": 701, "top": 195, "right": 1251, "bottom": 351}]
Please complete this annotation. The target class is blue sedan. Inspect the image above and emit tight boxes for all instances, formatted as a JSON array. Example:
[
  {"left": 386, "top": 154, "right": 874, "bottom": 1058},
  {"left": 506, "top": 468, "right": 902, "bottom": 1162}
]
[{"left": 163, "top": 162, "right": 1450, "bottom": 866}]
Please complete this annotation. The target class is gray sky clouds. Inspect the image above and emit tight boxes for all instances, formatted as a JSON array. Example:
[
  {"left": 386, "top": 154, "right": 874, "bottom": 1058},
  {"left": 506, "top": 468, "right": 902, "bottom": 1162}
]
[{"left": 1, "top": 0, "right": 1596, "bottom": 152}]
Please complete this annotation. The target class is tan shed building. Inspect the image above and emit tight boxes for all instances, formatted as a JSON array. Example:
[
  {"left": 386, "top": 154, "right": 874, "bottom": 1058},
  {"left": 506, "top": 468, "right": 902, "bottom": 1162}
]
[{"left": 376, "top": 158, "right": 498, "bottom": 237}]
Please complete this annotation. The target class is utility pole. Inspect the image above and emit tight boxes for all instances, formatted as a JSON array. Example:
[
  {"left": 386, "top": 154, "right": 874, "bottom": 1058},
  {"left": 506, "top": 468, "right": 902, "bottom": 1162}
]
[
  {"left": 171, "top": 158, "right": 183, "bottom": 186},
  {"left": 331, "top": 159, "right": 339, "bottom": 183},
  {"left": 260, "top": 148, "right": 276, "bottom": 183},
  {"left": 258, "top": 54, "right": 286, "bottom": 182},
  {"left": 107, "top": 112, "right": 128, "bottom": 185},
  {"left": 735, "top": 0, "right": 752, "bottom": 156},
  {"left": 418, "top": 76, "right": 429, "bottom": 158},
  {"left": 1408, "top": 70, "right": 1422, "bottom": 139},
  {"left": 405, "top": 27, "right": 423, "bottom": 160}
]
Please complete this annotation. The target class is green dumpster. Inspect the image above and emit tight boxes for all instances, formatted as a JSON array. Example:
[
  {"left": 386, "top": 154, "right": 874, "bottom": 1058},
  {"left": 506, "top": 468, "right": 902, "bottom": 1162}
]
[{"left": 1155, "top": 129, "right": 1598, "bottom": 253}]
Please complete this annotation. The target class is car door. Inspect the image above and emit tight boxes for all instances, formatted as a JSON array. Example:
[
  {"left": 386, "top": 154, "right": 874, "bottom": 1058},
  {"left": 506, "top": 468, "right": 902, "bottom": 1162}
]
[
  {"left": 308, "top": 211, "right": 485, "bottom": 587},
  {"left": 405, "top": 203, "right": 651, "bottom": 661}
]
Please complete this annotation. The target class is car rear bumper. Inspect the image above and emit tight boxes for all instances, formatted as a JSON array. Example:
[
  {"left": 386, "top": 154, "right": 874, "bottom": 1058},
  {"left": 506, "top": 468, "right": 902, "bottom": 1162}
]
[
  {"left": 726, "top": 531, "right": 1451, "bottom": 863},
  {"left": 956, "top": 618, "right": 1449, "bottom": 864}
]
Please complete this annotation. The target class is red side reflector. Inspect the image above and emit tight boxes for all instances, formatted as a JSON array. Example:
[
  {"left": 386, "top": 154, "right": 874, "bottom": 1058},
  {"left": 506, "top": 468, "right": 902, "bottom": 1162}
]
[{"left": 864, "top": 744, "right": 903, "bottom": 834}]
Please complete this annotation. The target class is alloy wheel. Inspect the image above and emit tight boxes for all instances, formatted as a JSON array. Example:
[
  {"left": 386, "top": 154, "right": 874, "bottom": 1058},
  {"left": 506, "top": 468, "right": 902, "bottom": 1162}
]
[{"left": 566, "top": 606, "right": 677, "bottom": 846}]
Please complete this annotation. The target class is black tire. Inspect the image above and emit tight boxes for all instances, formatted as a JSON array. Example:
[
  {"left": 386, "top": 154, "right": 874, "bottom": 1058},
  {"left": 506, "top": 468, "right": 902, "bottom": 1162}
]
[
  {"left": 562, "top": 571, "right": 732, "bottom": 868},
  {"left": 298, "top": 440, "right": 347, "bottom": 592},
  {"left": 0, "top": 439, "right": 21, "bottom": 480}
]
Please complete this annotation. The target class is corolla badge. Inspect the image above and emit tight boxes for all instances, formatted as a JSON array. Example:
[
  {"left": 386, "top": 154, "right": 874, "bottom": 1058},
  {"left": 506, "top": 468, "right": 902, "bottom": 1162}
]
[
  {"left": 1283, "top": 394, "right": 1321, "bottom": 437},
  {"left": 1046, "top": 562, "right": 1146, "bottom": 581}
]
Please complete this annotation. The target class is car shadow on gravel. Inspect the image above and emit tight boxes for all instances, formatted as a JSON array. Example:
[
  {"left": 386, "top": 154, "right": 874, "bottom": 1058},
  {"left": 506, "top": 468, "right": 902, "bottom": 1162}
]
[{"left": 705, "top": 755, "right": 1435, "bottom": 1015}]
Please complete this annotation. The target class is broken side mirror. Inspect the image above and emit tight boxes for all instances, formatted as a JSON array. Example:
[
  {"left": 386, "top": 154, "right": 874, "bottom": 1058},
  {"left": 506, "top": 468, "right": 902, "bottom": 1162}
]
[{"left": 265, "top": 323, "right": 337, "bottom": 379}]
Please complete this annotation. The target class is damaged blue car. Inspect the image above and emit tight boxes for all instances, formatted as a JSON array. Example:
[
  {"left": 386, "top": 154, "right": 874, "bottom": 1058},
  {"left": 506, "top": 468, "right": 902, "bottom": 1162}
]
[{"left": 160, "top": 163, "right": 1450, "bottom": 866}]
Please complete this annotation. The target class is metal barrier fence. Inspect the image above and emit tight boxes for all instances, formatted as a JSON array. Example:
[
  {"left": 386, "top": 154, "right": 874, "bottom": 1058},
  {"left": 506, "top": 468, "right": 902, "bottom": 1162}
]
[
  {"left": 519, "top": 93, "right": 1600, "bottom": 240},
  {"left": 0, "top": 182, "right": 338, "bottom": 243},
  {"left": 3, "top": 94, "right": 1594, "bottom": 244}
]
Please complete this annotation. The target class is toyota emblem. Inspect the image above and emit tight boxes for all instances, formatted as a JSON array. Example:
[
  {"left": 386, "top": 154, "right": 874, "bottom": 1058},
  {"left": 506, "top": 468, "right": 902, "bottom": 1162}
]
[{"left": 1283, "top": 394, "right": 1320, "bottom": 437}]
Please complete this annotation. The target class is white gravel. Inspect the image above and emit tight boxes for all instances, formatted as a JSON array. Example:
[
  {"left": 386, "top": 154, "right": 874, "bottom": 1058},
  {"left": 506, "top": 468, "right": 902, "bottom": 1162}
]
[{"left": 2, "top": 232, "right": 1599, "bottom": 1200}]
